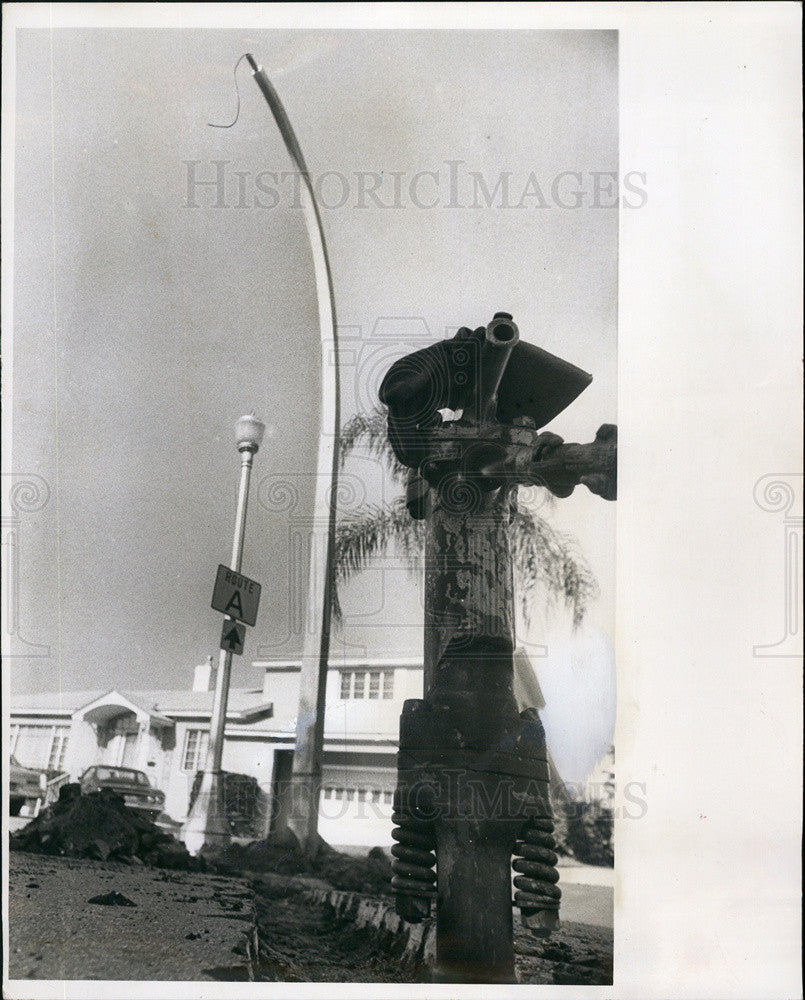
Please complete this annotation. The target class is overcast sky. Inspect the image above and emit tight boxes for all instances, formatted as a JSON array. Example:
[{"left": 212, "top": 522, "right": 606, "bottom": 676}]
[{"left": 9, "top": 28, "right": 617, "bottom": 747}]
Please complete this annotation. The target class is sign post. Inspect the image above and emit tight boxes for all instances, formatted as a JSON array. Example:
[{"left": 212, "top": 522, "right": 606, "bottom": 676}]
[{"left": 182, "top": 415, "right": 266, "bottom": 855}]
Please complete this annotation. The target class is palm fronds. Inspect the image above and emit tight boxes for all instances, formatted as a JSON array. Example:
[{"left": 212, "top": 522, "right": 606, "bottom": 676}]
[
  {"left": 511, "top": 507, "right": 598, "bottom": 628},
  {"left": 335, "top": 407, "right": 598, "bottom": 629},
  {"left": 339, "top": 407, "right": 408, "bottom": 484},
  {"left": 332, "top": 497, "right": 424, "bottom": 621}
]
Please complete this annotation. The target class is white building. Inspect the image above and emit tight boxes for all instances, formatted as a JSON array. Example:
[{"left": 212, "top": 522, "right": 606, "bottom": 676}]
[
  {"left": 8, "top": 649, "right": 557, "bottom": 847},
  {"left": 8, "top": 656, "right": 424, "bottom": 847}
]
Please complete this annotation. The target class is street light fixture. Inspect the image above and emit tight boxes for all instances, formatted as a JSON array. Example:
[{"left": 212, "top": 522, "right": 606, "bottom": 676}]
[{"left": 182, "top": 413, "right": 265, "bottom": 855}]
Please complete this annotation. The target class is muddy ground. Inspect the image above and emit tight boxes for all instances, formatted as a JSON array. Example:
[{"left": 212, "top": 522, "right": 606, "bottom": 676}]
[
  {"left": 8, "top": 852, "right": 612, "bottom": 984},
  {"left": 6, "top": 852, "right": 256, "bottom": 981},
  {"left": 8, "top": 793, "right": 611, "bottom": 985},
  {"left": 249, "top": 873, "right": 422, "bottom": 982},
  {"left": 247, "top": 871, "right": 612, "bottom": 984}
]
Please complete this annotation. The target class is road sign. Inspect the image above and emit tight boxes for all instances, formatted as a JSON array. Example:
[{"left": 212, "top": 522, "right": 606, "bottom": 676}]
[
  {"left": 220, "top": 619, "right": 246, "bottom": 656},
  {"left": 211, "top": 564, "right": 261, "bottom": 626}
]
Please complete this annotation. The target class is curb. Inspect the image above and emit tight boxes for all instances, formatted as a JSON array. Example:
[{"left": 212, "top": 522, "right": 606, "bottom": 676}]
[{"left": 302, "top": 887, "right": 435, "bottom": 970}]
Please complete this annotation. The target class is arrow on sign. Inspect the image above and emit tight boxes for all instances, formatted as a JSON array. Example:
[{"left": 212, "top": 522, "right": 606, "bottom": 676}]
[{"left": 220, "top": 620, "right": 245, "bottom": 656}]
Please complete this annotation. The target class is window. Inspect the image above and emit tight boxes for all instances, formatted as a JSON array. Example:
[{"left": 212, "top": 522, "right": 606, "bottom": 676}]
[
  {"left": 47, "top": 729, "right": 69, "bottom": 771},
  {"left": 14, "top": 725, "right": 58, "bottom": 769},
  {"left": 339, "top": 670, "right": 394, "bottom": 700},
  {"left": 320, "top": 786, "right": 393, "bottom": 807},
  {"left": 182, "top": 728, "right": 209, "bottom": 771}
]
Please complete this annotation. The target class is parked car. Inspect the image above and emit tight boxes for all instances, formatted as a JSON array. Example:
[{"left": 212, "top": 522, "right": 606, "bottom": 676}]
[
  {"left": 79, "top": 766, "right": 165, "bottom": 819},
  {"left": 9, "top": 755, "right": 47, "bottom": 817}
]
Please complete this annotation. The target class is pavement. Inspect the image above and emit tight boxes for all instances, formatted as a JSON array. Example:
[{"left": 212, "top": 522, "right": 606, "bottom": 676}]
[
  {"left": 557, "top": 860, "right": 615, "bottom": 887},
  {"left": 554, "top": 882, "right": 613, "bottom": 928},
  {"left": 554, "top": 861, "right": 613, "bottom": 929},
  {"left": 6, "top": 852, "right": 258, "bottom": 981},
  {"left": 5, "top": 849, "right": 612, "bottom": 982}
]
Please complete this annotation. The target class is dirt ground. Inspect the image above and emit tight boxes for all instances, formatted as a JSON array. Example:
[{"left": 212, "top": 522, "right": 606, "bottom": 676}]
[
  {"left": 7, "top": 795, "right": 612, "bottom": 986},
  {"left": 249, "top": 874, "right": 422, "bottom": 982},
  {"left": 247, "top": 871, "right": 612, "bottom": 984},
  {"left": 6, "top": 852, "right": 256, "bottom": 982}
]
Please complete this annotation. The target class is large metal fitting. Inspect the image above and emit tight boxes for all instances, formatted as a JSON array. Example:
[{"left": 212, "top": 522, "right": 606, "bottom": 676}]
[
  {"left": 382, "top": 314, "right": 616, "bottom": 982},
  {"left": 379, "top": 313, "right": 593, "bottom": 473},
  {"left": 391, "top": 642, "right": 562, "bottom": 979}
]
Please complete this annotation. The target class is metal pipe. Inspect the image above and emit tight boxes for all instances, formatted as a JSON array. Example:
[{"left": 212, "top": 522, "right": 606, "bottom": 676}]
[
  {"left": 207, "top": 448, "right": 254, "bottom": 774},
  {"left": 470, "top": 312, "right": 519, "bottom": 422},
  {"left": 182, "top": 420, "right": 263, "bottom": 855}
]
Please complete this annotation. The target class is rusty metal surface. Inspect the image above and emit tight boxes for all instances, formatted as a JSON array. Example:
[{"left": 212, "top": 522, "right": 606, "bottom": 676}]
[
  {"left": 419, "top": 421, "right": 617, "bottom": 504},
  {"left": 383, "top": 315, "right": 616, "bottom": 983},
  {"left": 424, "top": 488, "right": 516, "bottom": 688},
  {"left": 394, "top": 650, "right": 555, "bottom": 983},
  {"left": 379, "top": 318, "right": 593, "bottom": 471}
]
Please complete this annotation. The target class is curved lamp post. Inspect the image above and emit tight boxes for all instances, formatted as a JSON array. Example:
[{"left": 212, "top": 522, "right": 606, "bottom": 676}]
[
  {"left": 182, "top": 413, "right": 265, "bottom": 856},
  {"left": 245, "top": 54, "right": 341, "bottom": 857}
]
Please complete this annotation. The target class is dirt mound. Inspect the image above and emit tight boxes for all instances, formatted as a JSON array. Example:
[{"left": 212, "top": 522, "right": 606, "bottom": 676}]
[
  {"left": 9, "top": 784, "right": 204, "bottom": 871},
  {"left": 213, "top": 829, "right": 392, "bottom": 895},
  {"left": 216, "top": 838, "right": 308, "bottom": 876},
  {"left": 313, "top": 845, "right": 392, "bottom": 895}
]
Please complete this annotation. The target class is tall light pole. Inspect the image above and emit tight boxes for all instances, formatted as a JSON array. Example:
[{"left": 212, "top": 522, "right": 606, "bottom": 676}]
[
  {"left": 182, "top": 413, "right": 265, "bottom": 856},
  {"left": 245, "top": 55, "right": 341, "bottom": 859}
]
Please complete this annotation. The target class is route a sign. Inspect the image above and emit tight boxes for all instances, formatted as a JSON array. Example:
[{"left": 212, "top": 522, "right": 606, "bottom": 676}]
[
  {"left": 220, "top": 619, "right": 246, "bottom": 656},
  {"left": 211, "top": 565, "right": 261, "bottom": 627}
]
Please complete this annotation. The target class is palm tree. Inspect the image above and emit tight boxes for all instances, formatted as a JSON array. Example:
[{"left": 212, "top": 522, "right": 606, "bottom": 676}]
[
  {"left": 275, "top": 405, "right": 598, "bottom": 857},
  {"left": 333, "top": 407, "right": 598, "bottom": 629}
]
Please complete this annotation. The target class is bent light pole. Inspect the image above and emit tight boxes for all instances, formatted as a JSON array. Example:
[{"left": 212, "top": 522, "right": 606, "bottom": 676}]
[{"left": 245, "top": 54, "right": 341, "bottom": 858}]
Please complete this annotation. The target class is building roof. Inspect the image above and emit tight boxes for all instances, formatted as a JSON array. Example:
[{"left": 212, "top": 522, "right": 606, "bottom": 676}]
[
  {"left": 10, "top": 690, "right": 105, "bottom": 713},
  {"left": 257, "top": 657, "right": 423, "bottom": 670},
  {"left": 10, "top": 687, "right": 272, "bottom": 721}
]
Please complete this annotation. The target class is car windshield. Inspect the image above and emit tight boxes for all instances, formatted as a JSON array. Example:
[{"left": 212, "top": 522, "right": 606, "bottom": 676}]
[{"left": 93, "top": 767, "right": 149, "bottom": 786}]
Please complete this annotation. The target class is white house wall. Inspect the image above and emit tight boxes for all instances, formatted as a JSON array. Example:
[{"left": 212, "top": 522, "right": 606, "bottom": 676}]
[
  {"left": 165, "top": 720, "right": 207, "bottom": 821},
  {"left": 317, "top": 792, "right": 395, "bottom": 848},
  {"left": 9, "top": 662, "right": 429, "bottom": 846}
]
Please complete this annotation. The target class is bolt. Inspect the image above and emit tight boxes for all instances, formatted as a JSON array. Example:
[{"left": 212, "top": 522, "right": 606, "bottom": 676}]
[{"left": 520, "top": 907, "right": 560, "bottom": 937}]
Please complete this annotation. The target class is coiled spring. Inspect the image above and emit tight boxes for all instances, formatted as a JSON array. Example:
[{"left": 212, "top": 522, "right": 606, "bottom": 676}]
[
  {"left": 512, "top": 816, "right": 561, "bottom": 933},
  {"left": 390, "top": 789, "right": 437, "bottom": 923}
]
